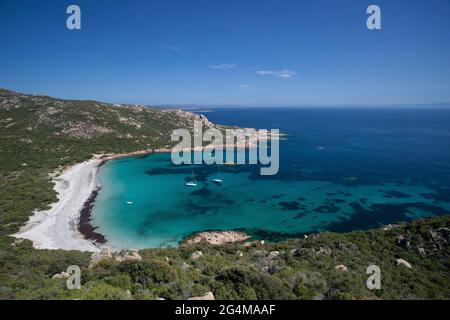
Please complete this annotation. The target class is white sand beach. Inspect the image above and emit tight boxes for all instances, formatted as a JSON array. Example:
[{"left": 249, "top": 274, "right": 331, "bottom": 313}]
[{"left": 13, "top": 159, "right": 102, "bottom": 252}]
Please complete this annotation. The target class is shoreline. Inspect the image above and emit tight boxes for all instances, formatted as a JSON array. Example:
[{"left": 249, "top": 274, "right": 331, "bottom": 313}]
[
  {"left": 12, "top": 159, "right": 103, "bottom": 252},
  {"left": 11, "top": 139, "right": 277, "bottom": 252}
]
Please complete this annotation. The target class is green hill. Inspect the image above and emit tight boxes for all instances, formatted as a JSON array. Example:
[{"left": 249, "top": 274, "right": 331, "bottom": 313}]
[{"left": 0, "top": 88, "right": 449, "bottom": 300}]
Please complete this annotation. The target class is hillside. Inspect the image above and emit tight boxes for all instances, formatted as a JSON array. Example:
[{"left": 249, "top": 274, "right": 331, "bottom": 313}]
[
  {"left": 0, "top": 88, "right": 214, "bottom": 236},
  {"left": 0, "top": 88, "right": 449, "bottom": 300}
]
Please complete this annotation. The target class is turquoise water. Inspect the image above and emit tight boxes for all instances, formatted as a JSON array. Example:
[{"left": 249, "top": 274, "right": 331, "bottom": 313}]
[{"left": 91, "top": 108, "right": 450, "bottom": 249}]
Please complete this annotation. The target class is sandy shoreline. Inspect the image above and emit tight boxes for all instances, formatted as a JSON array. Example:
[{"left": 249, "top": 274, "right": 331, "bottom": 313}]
[{"left": 12, "top": 159, "right": 103, "bottom": 252}]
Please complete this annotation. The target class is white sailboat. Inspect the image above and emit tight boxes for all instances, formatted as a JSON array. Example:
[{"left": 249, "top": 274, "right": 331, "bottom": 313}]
[
  {"left": 212, "top": 167, "right": 223, "bottom": 184},
  {"left": 185, "top": 170, "right": 198, "bottom": 187}
]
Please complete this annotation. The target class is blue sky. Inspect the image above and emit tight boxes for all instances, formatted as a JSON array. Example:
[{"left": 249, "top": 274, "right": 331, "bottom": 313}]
[{"left": 0, "top": 0, "right": 449, "bottom": 106}]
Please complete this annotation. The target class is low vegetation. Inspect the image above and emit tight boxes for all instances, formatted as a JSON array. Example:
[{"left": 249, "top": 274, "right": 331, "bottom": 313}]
[{"left": 0, "top": 89, "right": 448, "bottom": 300}]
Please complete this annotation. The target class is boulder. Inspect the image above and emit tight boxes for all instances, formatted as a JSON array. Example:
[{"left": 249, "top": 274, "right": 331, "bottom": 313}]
[
  {"left": 268, "top": 251, "right": 280, "bottom": 260},
  {"left": 396, "top": 258, "right": 412, "bottom": 269},
  {"left": 418, "top": 247, "right": 426, "bottom": 257},
  {"left": 190, "top": 251, "right": 203, "bottom": 260},
  {"left": 334, "top": 264, "right": 348, "bottom": 272},
  {"left": 188, "top": 292, "right": 215, "bottom": 300},
  {"left": 51, "top": 271, "right": 70, "bottom": 279},
  {"left": 236, "top": 250, "right": 243, "bottom": 257}
]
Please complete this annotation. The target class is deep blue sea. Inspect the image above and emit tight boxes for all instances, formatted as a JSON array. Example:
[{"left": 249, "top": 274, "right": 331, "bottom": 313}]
[{"left": 91, "top": 108, "right": 450, "bottom": 249}]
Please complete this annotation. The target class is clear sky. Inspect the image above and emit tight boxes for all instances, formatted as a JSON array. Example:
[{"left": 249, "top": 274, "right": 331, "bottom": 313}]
[{"left": 0, "top": 0, "right": 449, "bottom": 106}]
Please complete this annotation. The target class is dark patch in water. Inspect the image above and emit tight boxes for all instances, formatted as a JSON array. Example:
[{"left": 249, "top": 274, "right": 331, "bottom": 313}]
[
  {"left": 382, "top": 190, "right": 411, "bottom": 199},
  {"left": 325, "top": 202, "right": 449, "bottom": 233},
  {"left": 312, "top": 201, "right": 340, "bottom": 214},
  {"left": 190, "top": 187, "right": 213, "bottom": 197},
  {"left": 279, "top": 201, "right": 301, "bottom": 211},
  {"left": 420, "top": 193, "right": 435, "bottom": 200},
  {"left": 420, "top": 187, "right": 450, "bottom": 202},
  {"left": 331, "top": 199, "right": 346, "bottom": 204},
  {"left": 293, "top": 212, "right": 307, "bottom": 219},
  {"left": 184, "top": 199, "right": 219, "bottom": 215}
]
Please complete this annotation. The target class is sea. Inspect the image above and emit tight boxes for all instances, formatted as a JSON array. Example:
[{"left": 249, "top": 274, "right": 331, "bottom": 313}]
[{"left": 91, "top": 107, "right": 450, "bottom": 248}]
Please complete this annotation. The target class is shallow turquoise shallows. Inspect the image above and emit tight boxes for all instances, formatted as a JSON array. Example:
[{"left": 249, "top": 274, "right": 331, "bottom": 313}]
[{"left": 91, "top": 108, "right": 450, "bottom": 249}]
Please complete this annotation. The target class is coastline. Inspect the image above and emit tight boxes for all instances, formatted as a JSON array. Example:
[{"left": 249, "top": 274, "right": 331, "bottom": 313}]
[
  {"left": 10, "top": 138, "right": 276, "bottom": 252},
  {"left": 11, "top": 149, "right": 165, "bottom": 252},
  {"left": 12, "top": 159, "right": 102, "bottom": 252}
]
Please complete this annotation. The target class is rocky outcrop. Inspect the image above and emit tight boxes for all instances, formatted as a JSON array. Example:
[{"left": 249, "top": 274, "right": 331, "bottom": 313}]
[
  {"left": 89, "top": 247, "right": 113, "bottom": 268},
  {"left": 315, "top": 246, "right": 332, "bottom": 256},
  {"left": 181, "top": 231, "right": 251, "bottom": 246},
  {"left": 89, "top": 248, "right": 142, "bottom": 268},
  {"left": 115, "top": 249, "right": 142, "bottom": 262},
  {"left": 190, "top": 251, "right": 203, "bottom": 260},
  {"left": 188, "top": 292, "right": 215, "bottom": 300}
]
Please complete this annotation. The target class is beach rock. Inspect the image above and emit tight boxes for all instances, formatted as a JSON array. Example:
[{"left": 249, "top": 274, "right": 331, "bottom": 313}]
[
  {"left": 181, "top": 231, "right": 250, "bottom": 246},
  {"left": 396, "top": 258, "right": 412, "bottom": 269},
  {"left": 188, "top": 292, "right": 215, "bottom": 300},
  {"left": 236, "top": 250, "right": 243, "bottom": 257},
  {"left": 89, "top": 247, "right": 113, "bottom": 268},
  {"left": 268, "top": 251, "right": 280, "bottom": 260},
  {"left": 52, "top": 271, "right": 70, "bottom": 279},
  {"left": 259, "top": 240, "right": 265, "bottom": 245},
  {"left": 190, "top": 251, "right": 203, "bottom": 260},
  {"left": 334, "top": 264, "right": 348, "bottom": 272}
]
